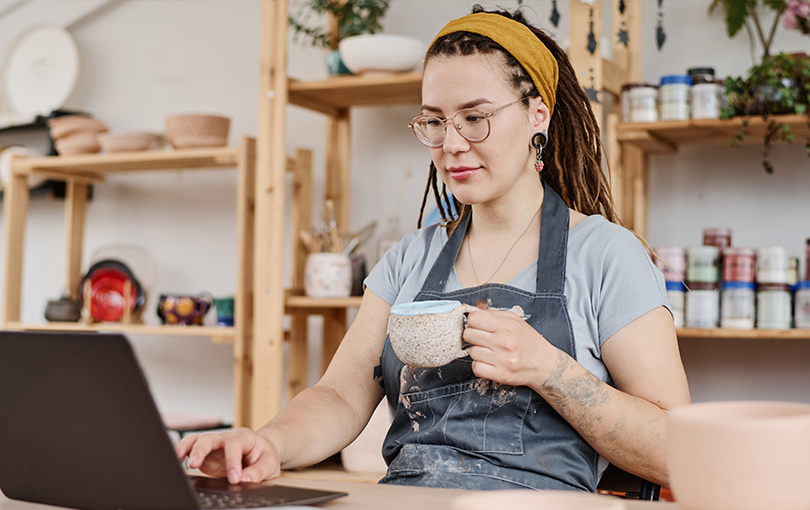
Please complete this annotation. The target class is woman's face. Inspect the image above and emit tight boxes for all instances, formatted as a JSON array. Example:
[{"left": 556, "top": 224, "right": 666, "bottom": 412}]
[{"left": 420, "top": 53, "right": 549, "bottom": 207}]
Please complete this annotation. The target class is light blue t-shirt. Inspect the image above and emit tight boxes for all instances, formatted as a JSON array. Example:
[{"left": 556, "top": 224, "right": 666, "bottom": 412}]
[{"left": 364, "top": 214, "right": 670, "bottom": 383}]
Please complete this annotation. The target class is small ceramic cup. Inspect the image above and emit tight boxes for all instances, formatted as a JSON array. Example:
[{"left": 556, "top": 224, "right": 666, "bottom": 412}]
[
  {"left": 157, "top": 293, "right": 212, "bottom": 325},
  {"left": 213, "top": 296, "right": 235, "bottom": 327},
  {"left": 388, "top": 300, "right": 479, "bottom": 368},
  {"left": 304, "top": 253, "right": 352, "bottom": 298},
  {"left": 667, "top": 400, "right": 810, "bottom": 510}
]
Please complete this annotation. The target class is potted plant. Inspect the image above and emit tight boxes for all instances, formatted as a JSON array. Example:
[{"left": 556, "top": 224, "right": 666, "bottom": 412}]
[
  {"left": 289, "top": 0, "right": 390, "bottom": 75},
  {"left": 709, "top": 0, "right": 810, "bottom": 172}
]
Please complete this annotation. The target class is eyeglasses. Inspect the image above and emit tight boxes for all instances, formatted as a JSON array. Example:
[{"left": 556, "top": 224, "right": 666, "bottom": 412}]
[
  {"left": 408, "top": 97, "right": 526, "bottom": 148},
  {"left": 408, "top": 98, "right": 527, "bottom": 148}
]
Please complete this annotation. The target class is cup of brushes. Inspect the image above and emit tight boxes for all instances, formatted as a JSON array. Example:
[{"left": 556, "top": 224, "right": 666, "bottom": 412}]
[{"left": 302, "top": 199, "right": 352, "bottom": 298}]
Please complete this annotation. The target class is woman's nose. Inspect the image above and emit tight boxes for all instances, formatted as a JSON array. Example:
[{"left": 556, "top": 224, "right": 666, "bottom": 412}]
[{"left": 442, "top": 122, "right": 470, "bottom": 154}]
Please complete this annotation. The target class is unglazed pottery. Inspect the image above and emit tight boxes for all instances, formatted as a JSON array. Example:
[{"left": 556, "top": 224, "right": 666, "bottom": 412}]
[
  {"left": 164, "top": 114, "right": 230, "bottom": 148},
  {"left": 97, "top": 132, "right": 156, "bottom": 152},
  {"left": 47, "top": 115, "right": 109, "bottom": 140},
  {"left": 667, "top": 400, "right": 810, "bottom": 510},
  {"left": 450, "top": 490, "right": 626, "bottom": 510},
  {"left": 339, "top": 34, "right": 425, "bottom": 75},
  {"left": 388, "top": 300, "right": 479, "bottom": 367}
]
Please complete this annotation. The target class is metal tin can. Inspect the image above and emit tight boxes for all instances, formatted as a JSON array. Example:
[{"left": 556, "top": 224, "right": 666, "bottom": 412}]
[
  {"left": 756, "top": 282, "right": 792, "bottom": 329},
  {"left": 723, "top": 247, "right": 756, "bottom": 282},
  {"left": 685, "top": 281, "right": 719, "bottom": 328},
  {"left": 795, "top": 281, "right": 810, "bottom": 329},
  {"left": 687, "top": 245, "right": 719, "bottom": 283},
  {"left": 720, "top": 281, "right": 755, "bottom": 329},
  {"left": 666, "top": 280, "right": 686, "bottom": 328},
  {"left": 654, "top": 246, "right": 686, "bottom": 282},
  {"left": 756, "top": 246, "right": 791, "bottom": 284}
]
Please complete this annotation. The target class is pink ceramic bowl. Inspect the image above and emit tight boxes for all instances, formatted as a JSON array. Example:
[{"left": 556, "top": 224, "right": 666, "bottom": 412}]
[
  {"left": 48, "top": 115, "right": 109, "bottom": 140},
  {"left": 54, "top": 132, "right": 101, "bottom": 155},
  {"left": 97, "top": 132, "right": 156, "bottom": 152},
  {"left": 164, "top": 114, "right": 230, "bottom": 148},
  {"left": 667, "top": 400, "right": 810, "bottom": 510}
]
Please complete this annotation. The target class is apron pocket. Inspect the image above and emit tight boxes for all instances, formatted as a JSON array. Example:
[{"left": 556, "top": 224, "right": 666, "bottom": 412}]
[{"left": 398, "top": 378, "right": 531, "bottom": 455}]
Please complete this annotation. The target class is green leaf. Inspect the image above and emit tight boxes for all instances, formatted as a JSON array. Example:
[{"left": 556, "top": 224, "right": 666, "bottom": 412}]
[{"left": 725, "top": 0, "right": 753, "bottom": 38}]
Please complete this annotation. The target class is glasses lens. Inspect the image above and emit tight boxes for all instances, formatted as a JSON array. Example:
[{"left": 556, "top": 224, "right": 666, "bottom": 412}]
[
  {"left": 453, "top": 109, "right": 490, "bottom": 142},
  {"left": 413, "top": 116, "right": 445, "bottom": 147}
]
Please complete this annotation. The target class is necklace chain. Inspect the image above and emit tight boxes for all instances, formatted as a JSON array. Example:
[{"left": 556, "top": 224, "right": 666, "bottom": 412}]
[{"left": 467, "top": 205, "right": 542, "bottom": 286}]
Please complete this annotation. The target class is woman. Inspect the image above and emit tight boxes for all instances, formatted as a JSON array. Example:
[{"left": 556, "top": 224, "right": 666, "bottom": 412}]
[{"left": 176, "top": 6, "right": 690, "bottom": 492}]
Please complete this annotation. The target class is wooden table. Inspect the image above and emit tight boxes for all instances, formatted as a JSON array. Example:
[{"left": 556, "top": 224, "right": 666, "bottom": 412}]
[{"left": 1, "top": 477, "right": 679, "bottom": 510}]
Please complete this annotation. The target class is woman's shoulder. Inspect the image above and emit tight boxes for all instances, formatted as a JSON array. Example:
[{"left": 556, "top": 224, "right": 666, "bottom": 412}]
[{"left": 570, "top": 214, "right": 642, "bottom": 249}]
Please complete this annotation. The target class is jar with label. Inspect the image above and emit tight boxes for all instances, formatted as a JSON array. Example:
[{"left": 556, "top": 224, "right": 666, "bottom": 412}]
[
  {"left": 666, "top": 280, "right": 686, "bottom": 328},
  {"left": 687, "top": 67, "right": 716, "bottom": 85},
  {"left": 756, "top": 282, "right": 792, "bottom": 329},
  {"left": 659, "top": 75, "right": 692, "bottom": 121},
  {"left": 795, "top": 281, "right": 810, "bottom": 329},
  {"left": 687, "top": 245, "right": 719, "bottom": 283},
  {"left": 723, "top": 247, "right": 756, "bottom": 282},
  {"left": 789, "top": 256, "right": 799, "bottom": 285},
  {"left": 702, "top": 227, "right": 731, "bottom": 254},
  {"left": 654, "top": 246, "right": 686, "bottom": 281},
  {"left": 756, "top": 246, "right": 791, "bottom": 284},
  {"left": 806, "top": 239, "right": 810, "bottom": 280},
  {"left": 621, "top": 84, "right": 641, "bottom": 122},
  {"left": 720, "top": 281, "right": 755, "bottom": 329},
  {"left": 685, "top": 281, "right": 719, "bottom": 328},
  {"left": 629, "top": 84, "right": 658, "bottom": 122},
  {"left": 691, "top": 82, "right": 724, "bottom": 119}
]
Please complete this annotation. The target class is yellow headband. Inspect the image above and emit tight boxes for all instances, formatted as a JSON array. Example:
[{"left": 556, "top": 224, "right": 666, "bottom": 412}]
[{"left": 430, "top": 12, "right": 559, "bottom": 116}]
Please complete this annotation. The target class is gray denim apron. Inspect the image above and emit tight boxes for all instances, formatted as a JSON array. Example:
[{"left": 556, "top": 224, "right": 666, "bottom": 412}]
[{"left": 378, "top": 183, "right": 599, "bottom": 491}]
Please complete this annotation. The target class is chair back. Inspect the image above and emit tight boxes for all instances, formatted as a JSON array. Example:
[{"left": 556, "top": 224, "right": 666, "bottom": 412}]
[{"left": 596, "top": 464, "right": 661, "bottom": 501}]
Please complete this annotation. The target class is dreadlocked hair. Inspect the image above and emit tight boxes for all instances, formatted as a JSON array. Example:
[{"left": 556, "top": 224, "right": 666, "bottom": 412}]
[{"left": 416, "top": 5, "right": 619, "bottom": 231}]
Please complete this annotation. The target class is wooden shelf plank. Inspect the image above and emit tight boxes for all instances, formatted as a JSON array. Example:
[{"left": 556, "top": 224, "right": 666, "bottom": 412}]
[
  {"left": 285, "top": 296, "right": 363, "bottom": 309},
  {"left": 16, "top": 146, "right": 240, "bottom": 177},
  {"left": 617, "top": 114, "right": 810, "bottom": 151},
  {"left": 677, "top": 327, "right": 810, "bottom": 340},
  {"left": 5, "top": 321, "right": 236, "bottom": 342},
  {"left": 288, "top": 73, "right": 422, "bottom": 116}
]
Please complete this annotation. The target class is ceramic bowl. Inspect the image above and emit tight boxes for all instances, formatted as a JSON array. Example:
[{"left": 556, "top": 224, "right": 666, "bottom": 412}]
[
  {"left": 54, "top": 131, "right": 102, "bottom": 155},
  {"left": 97, "top": 132, "right": 156, "bottom": 152},
  {"left": 450, "top": 490, "right": 625, "bottom": 510},
  {"left": 164, "top": 114, "right": 230, "bottom": 148},
  {"left": 47, "top": 115, "right": 109, "bottom": 140},
  {"left": 157, "top": 293, "right": 213, "bottom": 325},
  {"left": 667, "top": 400, "right": 810, "bottom": 510},
  {"left": 338, "top": 34, "right": 425, "bottom": 75}
]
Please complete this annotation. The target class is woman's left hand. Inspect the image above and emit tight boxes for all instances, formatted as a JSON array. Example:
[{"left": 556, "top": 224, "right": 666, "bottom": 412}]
[{"left": 463, "top": 309, "right": 555, "bottom": 388}]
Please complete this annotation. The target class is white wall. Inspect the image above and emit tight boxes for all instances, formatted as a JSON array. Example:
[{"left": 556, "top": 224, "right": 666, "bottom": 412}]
[{"left": 1, "top": 0, "right": 809, "bottom": 426}]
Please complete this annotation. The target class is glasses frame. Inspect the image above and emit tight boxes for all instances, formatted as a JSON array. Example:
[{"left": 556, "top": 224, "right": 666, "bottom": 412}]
[{"left": 408, "top": 97, "right": 528, "bottom": 148}]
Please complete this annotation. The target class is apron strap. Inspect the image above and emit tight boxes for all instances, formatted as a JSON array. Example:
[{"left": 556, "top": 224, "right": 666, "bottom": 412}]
[
  {"left": 419, "top": 209, "right": 471, "bottom": 294},
  {"left": 536, "top": 182, "right": 569, "bottom": 295}
]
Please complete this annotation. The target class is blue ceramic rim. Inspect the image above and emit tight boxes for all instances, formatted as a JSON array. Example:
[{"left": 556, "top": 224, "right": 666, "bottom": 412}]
[
  {"left": 665, "top": 281, "right": 687, "bottom": 292},
  {"left": 660, "top": 74, "right": 692, "bottom": 86},
  {"left": 721, "top": 281, "right": 756, "bottom": 290},
  {"left": 794, "top": 281, "right": 810, "bottom": 291},
  {"left": 390, "top": 300, "right": 460, "bottom": 316}
]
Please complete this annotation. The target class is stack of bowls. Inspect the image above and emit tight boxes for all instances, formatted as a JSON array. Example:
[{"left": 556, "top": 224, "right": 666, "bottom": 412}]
[
  {"left": 164, "top": 114, "right": 230, "bottom": 148},
  {"left": 47, "top": 115, "right": 109, "bottom": 155}
]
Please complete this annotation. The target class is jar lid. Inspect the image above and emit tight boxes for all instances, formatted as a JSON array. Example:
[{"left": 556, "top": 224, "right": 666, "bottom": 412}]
[
  {"left": 794, "top": 281, "right": 810, "bottom": 290},
  {"left": 757, "top": 246, "right": 790, "bottom": 257},
  {"left": 666, "top": 281, "right": 687, "bottom": 292},
  {"left": 687, "top": 281, "right": 718, "bottom": 291},
  {"left": 687, "top": 245, "right": 719, "bottom": 256},
  {"left": 757, "top": 282, "right": 791, "bottom": 292},
  {"left": 687, "top": 67, "right": 715, "bottom": 76},
  {"left": 702, "top": 227, "right": 731, "bottom": 236},
  {"left": 660, "top": 75, "right": 692, "bottom": 86},
  {"left": 722, "top": 281, "right": 755, "bottom": 290},
  {"left": 724, "top": 247, "right": 755, "bottom": 256}
]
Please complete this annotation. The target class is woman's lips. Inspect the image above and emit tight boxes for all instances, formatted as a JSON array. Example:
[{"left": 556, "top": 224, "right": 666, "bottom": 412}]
[{"left": 447, "top": 166, "right": 478, "bottom": 180}]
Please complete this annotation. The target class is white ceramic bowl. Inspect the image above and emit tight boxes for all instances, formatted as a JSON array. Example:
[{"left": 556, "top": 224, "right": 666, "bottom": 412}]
[
  {"left": 668, "top": 400, "right": 810, "bottom": 510},
  {"left": 338, "top": 34, "right": 425, "bottom": 76}
]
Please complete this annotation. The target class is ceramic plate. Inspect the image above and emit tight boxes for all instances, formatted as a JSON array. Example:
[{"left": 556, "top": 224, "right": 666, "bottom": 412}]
[
  {"left": 2, "top": 23, "right": 80, "bottom": 118},
  {"left": 450, "top": 490, "right": 626, "bottom": 510},
  {"left": 78, "top": 259, "right": 145, "bottom": 321}
]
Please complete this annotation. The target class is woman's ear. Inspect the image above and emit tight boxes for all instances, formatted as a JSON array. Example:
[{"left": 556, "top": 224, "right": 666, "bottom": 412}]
[{"left": 529, "top": 96, "right": 551, "bottom": 130}]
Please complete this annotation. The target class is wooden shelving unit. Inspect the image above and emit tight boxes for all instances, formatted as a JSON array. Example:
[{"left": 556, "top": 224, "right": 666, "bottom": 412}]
[
  {"left": 677, "top": 327, "right": 810, "bottom": 340},
  {"left": 1, "top": 139, "right": 257, "bottom": 426}
]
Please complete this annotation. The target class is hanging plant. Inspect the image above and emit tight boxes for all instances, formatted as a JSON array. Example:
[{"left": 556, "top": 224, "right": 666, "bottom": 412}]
[{"left": 710, "top": 0, "right": 810, "bottom": 172}]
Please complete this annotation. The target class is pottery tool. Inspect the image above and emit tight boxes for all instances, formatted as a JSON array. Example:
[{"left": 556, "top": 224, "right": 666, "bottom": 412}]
[{"left": 324, "top": 199, "right": 342, "bottom": 253}]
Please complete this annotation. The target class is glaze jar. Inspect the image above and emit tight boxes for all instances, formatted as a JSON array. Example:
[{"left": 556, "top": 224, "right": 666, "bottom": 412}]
[
  {"left": 687, "top": 67, "right": 716, "bottom": 85},
  {"left": 720, "top": 281, "right": 755, "bottom": 329},
  {"left": 685, "top": 281, "right": 719, "bottom": 328},
  {"left": 654, "top": 246, "right": 686, "bottom": 281},
  {"left": 687, "top": 246, "right": 719, "bottom": 283},
  {"left": 702, "top": 227, "right": 732, "bottom": 254},
  {"left": 723, "top": 247, "right": 756, "bottom": 282},
  {"left": 691, "top": 82, "right": 724, "bottom": 119},
  {"left": 806, "top": 239, "right": 810, "bottom": 280},
  {"left": 659, "top": 75, "right": 692, "bottom": 121},
  {"left": 628, "top": 85, "right": 659, "bottom": 122},
  {"left": 756, "top": 246, "right": 791, "bottom": 284},
  {"left": 666, "top": 280, "right": 686, "bottom": 328},
  {"left": 795, "top": 281, "right": 810, "bottom": 329},
  {"left": 756, "top": 282, "right": 792, "bottom": 329}
]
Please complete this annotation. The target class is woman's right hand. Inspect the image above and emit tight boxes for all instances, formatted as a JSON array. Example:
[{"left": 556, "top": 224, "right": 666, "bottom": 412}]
[{"left": 175, "top": 428, "right": 281, "bottom": 484}]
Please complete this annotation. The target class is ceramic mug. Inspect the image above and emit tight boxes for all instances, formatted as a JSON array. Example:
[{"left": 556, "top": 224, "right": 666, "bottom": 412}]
[
  {"left": 157, "top": 293, "right": 212, "bottom": 325},
  {"left": 304, "top": 253, "right": 352, "bottom": 298},
  {"left": 213, "top": 296, "right": 235, "bottom": 327},
  {"left": 388, "top": 300, "right": 479, "bottom": 368}
]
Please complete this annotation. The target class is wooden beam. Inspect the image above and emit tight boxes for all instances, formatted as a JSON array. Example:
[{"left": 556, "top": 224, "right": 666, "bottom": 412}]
[
  {"left": 64, "top": 182, "right": 88, "bottom": 301},
  {"left": 2, "top": 154, "right": 30, "bottom": 325},
  {"left": 252, "top": 0, "right": 290, "bottom": 429},
  {"left": 325, "top": 109, "right": 351, "bottom": 231},
  {"left": 569, "top": 0, "right": 604, "bottom": 124}
]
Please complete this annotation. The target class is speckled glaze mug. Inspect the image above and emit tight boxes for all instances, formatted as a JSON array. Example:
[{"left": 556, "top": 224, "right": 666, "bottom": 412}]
[{"left": 388, "top": 300, "right": 479, "bottom": 368}]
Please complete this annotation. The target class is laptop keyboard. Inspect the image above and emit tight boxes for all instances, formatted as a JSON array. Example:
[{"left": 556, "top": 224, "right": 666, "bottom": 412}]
[{"left": 197, "top": 491, "right": 290, "bottom": 509}]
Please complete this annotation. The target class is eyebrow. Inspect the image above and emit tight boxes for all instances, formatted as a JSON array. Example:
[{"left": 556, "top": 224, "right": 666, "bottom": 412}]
[{"left": 420, "top": 98, "right": 494, "bottom": 114}]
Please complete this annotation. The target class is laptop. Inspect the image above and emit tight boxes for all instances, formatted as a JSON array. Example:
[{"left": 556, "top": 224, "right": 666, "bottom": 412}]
[{"left": 0, "top": 331, "right": 347, "bottom": 510}]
